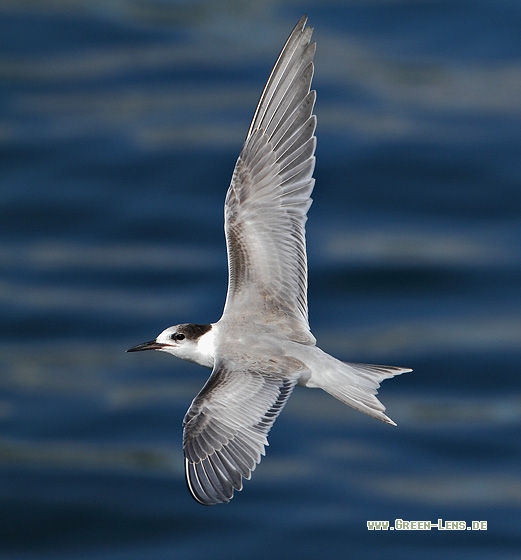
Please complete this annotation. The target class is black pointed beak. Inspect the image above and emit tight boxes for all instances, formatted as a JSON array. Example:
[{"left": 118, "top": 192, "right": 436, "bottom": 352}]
[{"left": 126, "top": 340, "right": 165, "bottom": 352}]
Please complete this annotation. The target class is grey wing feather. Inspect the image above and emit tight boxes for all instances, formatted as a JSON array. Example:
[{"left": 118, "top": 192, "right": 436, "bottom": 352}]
[
  {"left": 183, "top": 361, "right": 297, "bottom": 505},
  {"left": 222, "top": 16, "right": 316, "bottom": 344}
]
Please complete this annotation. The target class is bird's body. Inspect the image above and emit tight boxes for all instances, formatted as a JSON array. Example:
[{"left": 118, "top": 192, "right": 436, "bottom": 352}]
[{"left": 128, "top": 16, "right": 411, "bottom": 505}]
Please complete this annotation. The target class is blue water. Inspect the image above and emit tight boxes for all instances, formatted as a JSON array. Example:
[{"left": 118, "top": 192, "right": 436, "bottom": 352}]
[{"left": 1, "top": 2, "right": 520, "bottom": 558}]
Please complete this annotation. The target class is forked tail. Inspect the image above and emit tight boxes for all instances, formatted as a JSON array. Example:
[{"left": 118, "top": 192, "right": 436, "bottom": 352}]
[{"left": 306, "top": 352, "right": 411, "bottom": 425}]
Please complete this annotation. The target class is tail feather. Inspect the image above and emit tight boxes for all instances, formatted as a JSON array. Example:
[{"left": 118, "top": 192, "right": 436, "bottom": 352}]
[{"left": 313, "top": 359, "right": 411, "bottom": 425}]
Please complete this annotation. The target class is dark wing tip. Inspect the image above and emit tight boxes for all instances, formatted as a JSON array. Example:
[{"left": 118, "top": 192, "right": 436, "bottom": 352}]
[
  {"left": 296, "top": 14, "right": 308, "bottom": 29},
  {"left": 185, "top": 457, "right": 241, "bottom": 506}
]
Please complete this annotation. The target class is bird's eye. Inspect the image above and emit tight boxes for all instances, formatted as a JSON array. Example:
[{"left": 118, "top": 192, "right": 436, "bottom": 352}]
[{"left": 171, "top": 333, "right": 185, "bottom": 341}]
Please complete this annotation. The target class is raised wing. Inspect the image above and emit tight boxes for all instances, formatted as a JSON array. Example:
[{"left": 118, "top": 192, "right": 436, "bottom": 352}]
[
  {"left": 221, "top": 16, "right": 316, "bottom": 344},
  {"left": 183, "top": 359, "right": 299, "bottom": 505}
]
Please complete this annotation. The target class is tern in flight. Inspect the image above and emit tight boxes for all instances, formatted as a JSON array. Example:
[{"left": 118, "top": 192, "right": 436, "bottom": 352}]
[{"left": 128, "top": 16, "right": 411, "bottom": 505}]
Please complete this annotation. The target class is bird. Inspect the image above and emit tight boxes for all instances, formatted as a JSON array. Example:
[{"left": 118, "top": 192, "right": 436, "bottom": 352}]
[{"left": 127, "top": 15, "right": 411, "bottom": 505}]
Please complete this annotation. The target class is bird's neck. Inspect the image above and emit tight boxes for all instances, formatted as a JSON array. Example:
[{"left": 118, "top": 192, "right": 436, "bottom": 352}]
[{"left": 192, "top": 327, "right": 216, "bottom": 368}]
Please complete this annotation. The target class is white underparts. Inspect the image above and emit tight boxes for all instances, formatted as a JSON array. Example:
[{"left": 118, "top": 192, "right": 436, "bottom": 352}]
[{"left": 195, "top": 329, "right": 216, "bottom": 368}]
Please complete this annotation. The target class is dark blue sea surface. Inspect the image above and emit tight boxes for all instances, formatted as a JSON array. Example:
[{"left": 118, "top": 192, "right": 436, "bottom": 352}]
[{"left": 1, "top": 1, "right": 520, "bottom": 559}]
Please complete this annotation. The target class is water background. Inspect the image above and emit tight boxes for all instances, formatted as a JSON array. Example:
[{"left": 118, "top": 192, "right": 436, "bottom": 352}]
[{"left": 1, "top": 1, "right": 520, "bottom": 558}]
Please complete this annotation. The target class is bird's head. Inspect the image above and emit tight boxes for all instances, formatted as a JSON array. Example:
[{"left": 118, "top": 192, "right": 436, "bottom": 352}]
[{"left": 127, "top": 323, "right": 214, "bottom": 368}]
